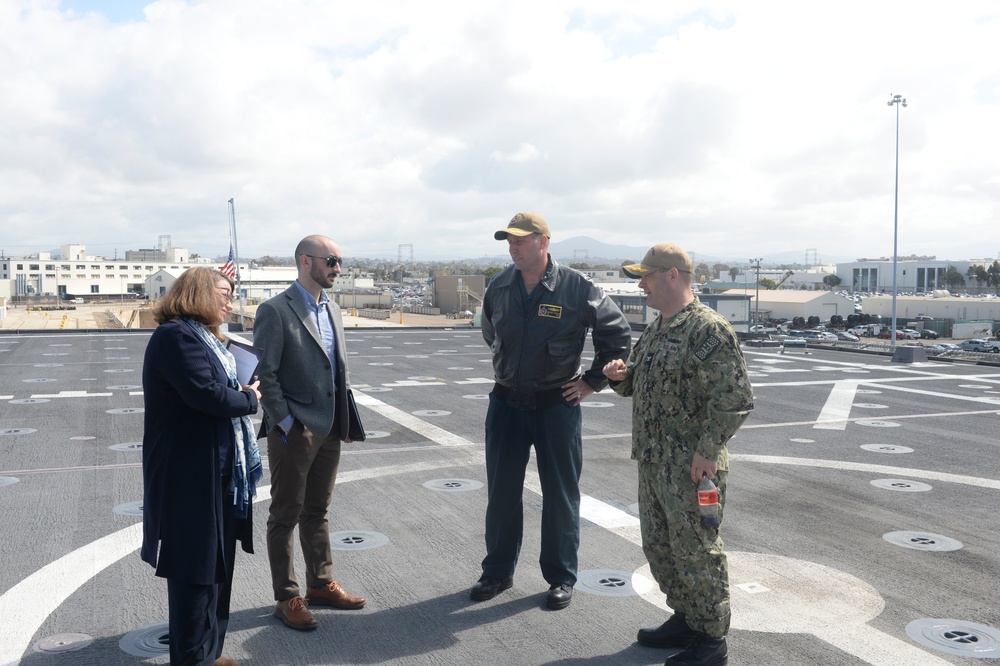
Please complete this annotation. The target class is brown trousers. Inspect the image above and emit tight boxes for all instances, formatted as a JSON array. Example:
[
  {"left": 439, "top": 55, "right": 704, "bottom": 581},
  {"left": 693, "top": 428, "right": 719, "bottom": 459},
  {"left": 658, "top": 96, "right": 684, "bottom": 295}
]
[{"left": 265, "top": 419, "right": 342, "bottom": 601}]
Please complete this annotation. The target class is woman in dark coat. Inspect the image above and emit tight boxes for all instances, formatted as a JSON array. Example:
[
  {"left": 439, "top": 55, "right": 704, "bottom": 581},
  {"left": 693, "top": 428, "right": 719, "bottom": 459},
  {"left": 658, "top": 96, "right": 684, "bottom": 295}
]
[{"left": 141, "top": 267, "right": 263, "bottom": 666}]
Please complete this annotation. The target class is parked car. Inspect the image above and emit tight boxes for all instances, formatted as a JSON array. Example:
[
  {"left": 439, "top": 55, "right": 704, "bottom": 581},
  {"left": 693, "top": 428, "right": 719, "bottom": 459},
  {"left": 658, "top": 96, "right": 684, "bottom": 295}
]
[
  {"left": 878, "top": 329, "right": 905, "bottom": 340},
  {"left": 836, "top": 331, "right": 860, "bottom": 342},
  {"left": 918, "top": 329, "right": 940, "bottom": 339},
  {"left": 899, "top": 329, "right": 921, "bottom": 339},
  {"left": 814, "top": 332, "right": 838, "bottom": 342},
  {"left": 927, "top": 343, "right": 961, "bottom": 355},
  {"left": 958, "top": 339, "right": 1000, "bottom": 353}
]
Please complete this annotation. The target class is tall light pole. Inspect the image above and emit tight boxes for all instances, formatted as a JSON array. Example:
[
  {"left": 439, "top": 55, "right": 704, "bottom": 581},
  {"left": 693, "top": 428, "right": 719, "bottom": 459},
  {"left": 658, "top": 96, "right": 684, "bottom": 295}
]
[
  {"left": 887, "top": 93, "right": 906, "bottom": 350},
  {"left": 750, "top": 258, "right": 762, "bottom": 329}
]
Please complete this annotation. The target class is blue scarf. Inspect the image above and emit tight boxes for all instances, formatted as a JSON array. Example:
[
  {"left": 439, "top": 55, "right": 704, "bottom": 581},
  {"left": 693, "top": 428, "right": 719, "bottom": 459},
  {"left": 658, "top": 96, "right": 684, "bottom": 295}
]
[{"left": 181, "top": 318, "right": 262, "bottom": 519}]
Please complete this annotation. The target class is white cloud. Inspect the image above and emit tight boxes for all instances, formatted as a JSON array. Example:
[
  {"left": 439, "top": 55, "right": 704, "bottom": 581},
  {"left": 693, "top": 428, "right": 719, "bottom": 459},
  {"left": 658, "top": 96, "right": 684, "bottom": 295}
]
[{"left": 0, "top": 0, "right": 998, "bottom": 263}]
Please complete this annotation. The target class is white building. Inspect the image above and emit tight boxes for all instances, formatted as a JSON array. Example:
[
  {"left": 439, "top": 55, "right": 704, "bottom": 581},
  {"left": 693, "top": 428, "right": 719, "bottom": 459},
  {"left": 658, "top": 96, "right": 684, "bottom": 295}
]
[{"left": 836, "top": 258, "right": 995, "bottom": 293}]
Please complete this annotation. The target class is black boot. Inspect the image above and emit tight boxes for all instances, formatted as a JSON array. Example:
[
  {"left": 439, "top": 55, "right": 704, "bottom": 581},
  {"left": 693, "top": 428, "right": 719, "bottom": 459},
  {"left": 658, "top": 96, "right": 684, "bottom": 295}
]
[
  {"left": 637, "top": 613, "right": 697, "bottom": 648},
  {"left": 665, "top": 633, "right": 727, "bottom": 665}
]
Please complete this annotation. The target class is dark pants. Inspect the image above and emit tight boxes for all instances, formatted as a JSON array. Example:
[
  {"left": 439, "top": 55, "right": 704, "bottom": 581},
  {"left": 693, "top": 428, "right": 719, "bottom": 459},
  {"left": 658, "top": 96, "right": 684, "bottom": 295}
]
[
  {"left": 482, "top": 393, "right": 583, "bottom": 586},
  {"left": 166, "top": 493, "right": 236, "bottom": 666},
  {"left": 266, "top": 419, "right": 342, "bottom": 600}
]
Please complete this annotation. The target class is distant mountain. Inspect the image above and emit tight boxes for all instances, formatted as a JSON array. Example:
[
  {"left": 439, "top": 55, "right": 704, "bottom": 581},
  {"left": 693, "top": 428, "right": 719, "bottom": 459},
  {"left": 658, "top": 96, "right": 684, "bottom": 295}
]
[{"left": 547, "top": 236, "right": 648, "bottom": 264}]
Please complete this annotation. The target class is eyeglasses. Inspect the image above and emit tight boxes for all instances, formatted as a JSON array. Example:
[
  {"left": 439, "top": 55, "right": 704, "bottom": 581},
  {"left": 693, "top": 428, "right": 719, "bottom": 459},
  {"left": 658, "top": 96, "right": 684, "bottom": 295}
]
[
  {"left": 303, "top": 254, "right": 343, "bottom": 268},
  {"left": 216, "top": 288, "right": 236, "bottom": 303}
]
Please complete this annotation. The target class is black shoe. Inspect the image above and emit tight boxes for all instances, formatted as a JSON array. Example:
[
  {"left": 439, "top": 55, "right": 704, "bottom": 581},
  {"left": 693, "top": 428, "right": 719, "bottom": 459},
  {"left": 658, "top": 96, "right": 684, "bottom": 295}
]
[
  {"left": 665, "top": 634, "right": 727, "bottom": 665},
  {"left": 470, "top": 575, "right": 513, "bottom": 601},
  {"left": 637, "top": 613, "right": 697, "bottom": 648},
  {"left": 545, "top": 583, "right": 573, "bottom": 610}
]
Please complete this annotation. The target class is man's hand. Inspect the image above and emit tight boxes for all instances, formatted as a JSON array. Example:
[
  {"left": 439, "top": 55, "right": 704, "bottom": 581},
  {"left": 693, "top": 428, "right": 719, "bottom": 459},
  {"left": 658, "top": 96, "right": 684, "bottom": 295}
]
[
  {"left": 691, "top": 452, "right": 718, "bottom": 484},
  {"left": 602, "top": 358, "right": 627, "bottom": 382},
  {"left": 561, "top": 377, "right": 594, "bottom": 406}
]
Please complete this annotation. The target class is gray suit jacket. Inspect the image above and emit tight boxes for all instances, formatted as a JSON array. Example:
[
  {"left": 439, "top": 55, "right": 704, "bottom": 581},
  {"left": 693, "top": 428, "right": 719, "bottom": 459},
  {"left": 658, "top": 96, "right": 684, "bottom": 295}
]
[{"left": 253, "top": 283, "right": 350, "bottom": 440}]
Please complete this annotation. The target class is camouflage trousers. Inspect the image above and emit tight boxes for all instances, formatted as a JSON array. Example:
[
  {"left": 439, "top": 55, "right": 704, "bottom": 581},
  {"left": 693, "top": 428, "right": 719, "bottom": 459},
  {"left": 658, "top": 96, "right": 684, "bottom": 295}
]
[{"left": 638, "top": 461, "right": 730, "bottom": 638}]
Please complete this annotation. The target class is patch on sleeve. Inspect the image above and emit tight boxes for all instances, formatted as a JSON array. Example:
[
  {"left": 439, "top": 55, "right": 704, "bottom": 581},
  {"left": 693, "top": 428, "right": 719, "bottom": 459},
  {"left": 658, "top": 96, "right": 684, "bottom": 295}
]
[
  {"left": 538, "top": 304, "right": 562, "bottom": 319},
  {"left": 693, "top": 334, "right": 722, "bottom": 361}
]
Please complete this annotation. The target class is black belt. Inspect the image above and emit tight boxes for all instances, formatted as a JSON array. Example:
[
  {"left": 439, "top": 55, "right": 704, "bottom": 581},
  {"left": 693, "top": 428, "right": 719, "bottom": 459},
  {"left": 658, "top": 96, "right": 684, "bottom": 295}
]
[{"left": 492, "top": 383, "right": 568, "bottom": 410}]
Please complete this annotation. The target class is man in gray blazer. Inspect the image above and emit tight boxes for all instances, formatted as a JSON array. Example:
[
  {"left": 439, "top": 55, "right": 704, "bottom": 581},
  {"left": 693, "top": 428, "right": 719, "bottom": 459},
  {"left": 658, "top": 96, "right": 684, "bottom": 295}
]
[{"left": 253, "top": 234, "right": 366, "bottom": 631}]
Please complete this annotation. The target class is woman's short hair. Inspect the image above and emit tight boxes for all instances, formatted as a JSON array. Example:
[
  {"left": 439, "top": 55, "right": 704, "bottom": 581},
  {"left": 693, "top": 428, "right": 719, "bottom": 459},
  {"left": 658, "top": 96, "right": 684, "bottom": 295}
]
[{"left": 153, "top": 267, "right": 234, "bottom": 339}]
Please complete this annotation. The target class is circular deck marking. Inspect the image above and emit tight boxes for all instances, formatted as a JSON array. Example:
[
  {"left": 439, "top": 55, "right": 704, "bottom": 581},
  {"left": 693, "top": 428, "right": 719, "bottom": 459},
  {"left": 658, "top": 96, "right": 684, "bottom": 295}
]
[
  {"left": 330, "top": 530, "right": 389, "bottom": 551},
  {"left": 856, "top": 389, "right": 882, "bottom": 394},
  {"left": 856, "top": 420, "right": 901, "bottom": 428},
  {"left": 33, "top": 363, "right": 63, "bottom": 368},
  {"left": 871, "top": 479, "right": 932, "bottom": 492},
  {"left": 113, "top": 501, "right": 144, "bottom": 517},
  {"left": 422, "top": 479, "right": 483, "bottom": 492},
  {"left": 581, "top": 402, "right": 614, "bottom": 408},
  {"left": 906, "top": 618, "right": 1000, "bottom": 658},
  {"left": 412, "top": 410, "right": 450, "bottom": 417},
  {"left": 447, "top": 367, "right": 474, "bottom": 370},
  {"left": 854, "top": 403, "right": 888, "bottom": 409},
  {"left": 9, "top": 399, "right": 50, "bottom": 404},
  {"left": 22, "top": 378, "right": 56, "bottom": 383},
  {"left": 883, "top": 531, "right": 962, "bottom": 552},
  {"left": 107, "top": 385, "right": 141, "bottom": 390},
  {"left": 0, "top": 428, "right": 36, "bottom": 436},
  {"left": 107, "top": 408, "right": 144, "bottom": 414},
  {"left": 407, "top": 376, "right": 439, "bottom": 381},
  {"left": 368, "top": 362, "right": 393, "bottom": 366},
  {"left": 365, "top": 387, "right": 392, "bottom": 392},
  {"left": 103, "top": 368, "right": 133, "bottom": 373},
  {"left": 463, "top": 394, "right": 489, "bottom": 400},
  {"left": 861, "top": 444, "right": 914, "bottom": 454},
  {"left": 109, "top": 442, "right": 143, "bottom": 452},
  {"left": 577, "top": 569, "right": 636, "bottom": 597},
  {"left": 362, "top": 430, "right": 390, "bottom": 439},
  {"left": 0, "top": 477, "right": 19, "bottom": 488},
  {"left": 33, "top": 633, "right": 93, "bottom": 655},
  {"left": 119, "top": 622, "right": 169, "bottom": 658}
]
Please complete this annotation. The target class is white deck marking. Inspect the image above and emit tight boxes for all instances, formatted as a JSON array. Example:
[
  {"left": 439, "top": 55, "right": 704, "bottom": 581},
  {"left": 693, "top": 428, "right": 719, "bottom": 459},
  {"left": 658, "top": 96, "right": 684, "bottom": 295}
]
[{"left": 814, "top": 380, "right": 860, "bottom": 430}]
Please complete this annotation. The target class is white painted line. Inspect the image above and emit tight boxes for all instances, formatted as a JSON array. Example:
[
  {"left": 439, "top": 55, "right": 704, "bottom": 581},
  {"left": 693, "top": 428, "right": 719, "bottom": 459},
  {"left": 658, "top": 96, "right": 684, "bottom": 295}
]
[
  {"left": 454, "top": 378, "right": 495, "bottom": 384},
  {"left": 351, "top": 391, "right": 471, "bottom": 447},
  {"left": 814, "top": 380, "right": 860, "bottom": 430},
  {"left": 380, "top": 380, "right": 445, "bottom": 387},
  {"left": 0, "top": 396, "right": 12, "bottom": 400},
  {"left": 30, "top": 391, "right": 113, "bottom": 398}
]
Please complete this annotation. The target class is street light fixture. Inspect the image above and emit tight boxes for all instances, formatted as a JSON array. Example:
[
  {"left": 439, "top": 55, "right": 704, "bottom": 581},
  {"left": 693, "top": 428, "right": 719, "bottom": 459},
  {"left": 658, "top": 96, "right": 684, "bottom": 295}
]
[
  {"left": 887, "top": 93, "right": 907, "bottom": 350},
  {"left": 750, "top": 258, "right": 762, "bottom": 329}
]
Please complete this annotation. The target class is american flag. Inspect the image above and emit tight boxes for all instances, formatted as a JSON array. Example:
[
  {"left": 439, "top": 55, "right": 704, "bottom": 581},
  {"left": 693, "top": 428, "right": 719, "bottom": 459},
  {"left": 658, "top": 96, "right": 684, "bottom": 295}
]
[{"left": 220, "top": 245, "right": 236, "bottom": 279}]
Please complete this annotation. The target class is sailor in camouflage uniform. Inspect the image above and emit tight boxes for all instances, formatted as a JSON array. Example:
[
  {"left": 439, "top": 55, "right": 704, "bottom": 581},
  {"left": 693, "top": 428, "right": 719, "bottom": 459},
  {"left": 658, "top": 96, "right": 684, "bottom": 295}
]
[{"left": 604, "top": 243, "right": 752, "bottom": 666}]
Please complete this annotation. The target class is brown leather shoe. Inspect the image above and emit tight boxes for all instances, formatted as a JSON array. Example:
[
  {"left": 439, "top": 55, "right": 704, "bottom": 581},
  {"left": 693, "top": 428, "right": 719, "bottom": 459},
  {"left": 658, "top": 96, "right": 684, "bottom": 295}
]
[
  {"left": 275, "top": 596, "right": 317, "bottom": 631},
  {"left": 214, "top": 658, "right": 238, "bottom": 666},
  {"left": 306, "top": 581, "right": 366, "bottom": 609}
]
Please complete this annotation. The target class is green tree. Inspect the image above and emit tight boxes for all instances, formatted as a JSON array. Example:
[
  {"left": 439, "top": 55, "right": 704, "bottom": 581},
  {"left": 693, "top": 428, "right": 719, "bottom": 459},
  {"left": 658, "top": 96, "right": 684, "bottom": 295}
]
[
  {"left": 481, "top": 265, "right": 504, "bottom": 282},
  {"left": 822, "top": 274, "right": 842, "bottom": 289},
  {"left": 989, "top": 260, "right": 1000, "bottom": 295},
  {"left": 728, "top": 266, "right": 740, "bottom": 281},
  {"left": 758, "top": 278, "right": 776, "bottom": 290},
  {"left": 943, "top": 265, "right": 966, "bottom": 291}
]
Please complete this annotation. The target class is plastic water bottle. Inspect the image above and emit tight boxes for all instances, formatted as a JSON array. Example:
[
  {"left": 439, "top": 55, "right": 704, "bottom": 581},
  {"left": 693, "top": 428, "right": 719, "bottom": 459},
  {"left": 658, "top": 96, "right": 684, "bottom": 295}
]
[{"left": 697, "top": 475, "right": 720, "bottom": 528}]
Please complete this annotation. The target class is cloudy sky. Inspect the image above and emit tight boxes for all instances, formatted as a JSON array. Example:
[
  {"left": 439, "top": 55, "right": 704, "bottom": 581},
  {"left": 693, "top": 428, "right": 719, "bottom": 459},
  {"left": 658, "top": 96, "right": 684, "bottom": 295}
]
[{"left": 2, "top": 1, "right": 998, "bottom": 264}]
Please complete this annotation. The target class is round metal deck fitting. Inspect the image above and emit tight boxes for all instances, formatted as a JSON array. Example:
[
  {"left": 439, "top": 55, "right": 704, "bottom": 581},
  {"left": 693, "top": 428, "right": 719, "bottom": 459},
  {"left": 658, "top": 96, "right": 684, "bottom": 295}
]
[
  {"left": 856, "top": 389, "right": 882, "bottom": 394},
  {"left": 22, "top": 378, "right": 56, "bottom": 383},
  {"left": 103, "top": 368, "right": 133, "bottom": 373},
  {"left": 581, "top": 402, "right": 614, "bottom": 408},
  {"left": 462, "top": 394, "right": 489, "bottom": 400},
  {"left": 0, "top": 476, "right": 19, "bottom": 488},
  {"left": 107, "top": 385, "right": 140, "bottom": 390},
  {"left": 412, "top": 410, "right": 450, "bottom": 416},
  {"left": 871, "top": 478, "right": 932, "bottom": 492},
  {"left": 422, "top": 478, "right": 483, "bottom": 492},
  {"left": 883, "top": 531, "right": 962, "bottom": 552},
  {"left": 906, "top": 618, "right": 1000, "bottom": 658},
  {"left": 9, "top": 399, "right": 50, "bottom": 404},
  {"left": 33, "top": 633, "right": 93, "bottom": 655},
  {"left": 856, "top": 420, "right": 901, "bottom": 428},
  {"left": 329, "top": 530, "right": 390, "bottom": 551},
  {"left": 447, "top": 367, "right": 474, "bottom": 370},
  {"left": 33, "top": 363, "right": 63, "bottom": 367},
  {"left": 107, "top": 407, "right": 144, "bottom": 414},
  {"left": 576, "top": 569, "right": 637, "bottom": 597},
  {"left": 365, "top": 387, "right": 392, "bottom": 392},
  {"left": 0, "top": 428, "right": 37, "bottom": 436},
  {"left": 861, "top": 444, "right": 914, "bottom": 454},
  {"left": 119, "top": 621, "right": 170, "bottom": 658},
  {"left": 109, "top": 442, "right": 143, "bottom": 452},
  {"left": 113, "top": 500, "right": 144, "bottom": 517},
  {"left": 854, "top": 403, "right": 888, "bottom": 409}
]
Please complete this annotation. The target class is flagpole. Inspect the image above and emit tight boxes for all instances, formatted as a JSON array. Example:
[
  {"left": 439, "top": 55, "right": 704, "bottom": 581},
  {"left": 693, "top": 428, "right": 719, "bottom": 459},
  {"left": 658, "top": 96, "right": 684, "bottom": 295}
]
[{"left": 228, "top": 198, "right": 245, "bottom": 329}]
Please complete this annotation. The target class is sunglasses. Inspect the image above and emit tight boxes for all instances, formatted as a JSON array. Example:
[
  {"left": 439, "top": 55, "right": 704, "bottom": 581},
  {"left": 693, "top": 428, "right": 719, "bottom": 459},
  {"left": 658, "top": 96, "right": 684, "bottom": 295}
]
[{"left": 304, "top": 255, "right": 343, "bottom": 268}]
